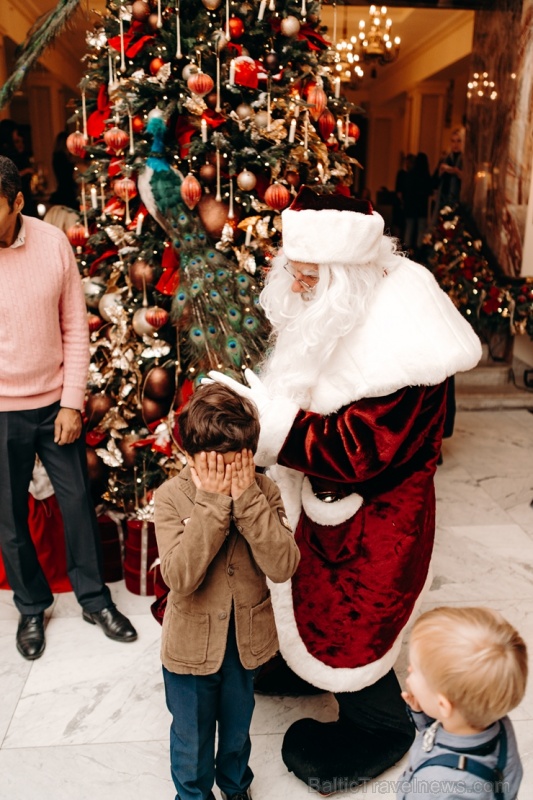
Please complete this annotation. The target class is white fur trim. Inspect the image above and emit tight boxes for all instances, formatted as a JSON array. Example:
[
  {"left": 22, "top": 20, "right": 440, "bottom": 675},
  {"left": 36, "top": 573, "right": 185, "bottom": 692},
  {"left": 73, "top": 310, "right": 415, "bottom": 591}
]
[
  {"left": 255, "top": 396, "right": 300, "bottom": 468},
  {"left": 29, "top": 460, "right": 54, "bottom": 500},
  {"left": 281, "top": 208, "right": 385, "bottom": 265},
  {"left": 301, "top": 476, "right": 363, "bottom": 526},
  {"left": 304, "top": 259, "right": 482, "bottom": 415},
  {"left": 269, "top": 565, "right": 432, "bottom": 693}
]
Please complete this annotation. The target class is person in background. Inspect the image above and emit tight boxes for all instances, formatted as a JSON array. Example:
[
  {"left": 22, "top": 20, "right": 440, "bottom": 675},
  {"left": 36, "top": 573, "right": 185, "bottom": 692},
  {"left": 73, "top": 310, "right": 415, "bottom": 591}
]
[
  {"left": 0, "top": 155, "right": 137, "bottom": 661},
  {"left": 44, "top": 131, "right": 80, "bottom": 233},
  {"left": 0, "top": 119, "right": 38, "bottom": 217},
  {"left": 433, "top": 127, "right": 464, "bottom": 219},
  {"left": 399, "top": 606, "right": 527, "bottom": 800},
  {"left": 154, "top": 382, "right": 300, "bottom": 800},
  {"left": 403, "top": 152, "right": 432, "bottom": 257}
]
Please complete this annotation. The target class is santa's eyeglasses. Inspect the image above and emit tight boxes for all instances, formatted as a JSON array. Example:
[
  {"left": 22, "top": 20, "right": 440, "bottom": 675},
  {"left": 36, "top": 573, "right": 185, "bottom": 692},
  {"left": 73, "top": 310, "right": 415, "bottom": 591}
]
[{"left": 283, "top": 263, "right": 319, "bottom": 292}]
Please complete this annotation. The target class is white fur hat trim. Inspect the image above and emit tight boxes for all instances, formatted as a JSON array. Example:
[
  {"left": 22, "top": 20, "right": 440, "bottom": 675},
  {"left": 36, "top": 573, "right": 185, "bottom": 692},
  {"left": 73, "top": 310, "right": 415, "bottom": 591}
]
[{"left": 281, "top": 207, "right": 385, "bottom": 265}]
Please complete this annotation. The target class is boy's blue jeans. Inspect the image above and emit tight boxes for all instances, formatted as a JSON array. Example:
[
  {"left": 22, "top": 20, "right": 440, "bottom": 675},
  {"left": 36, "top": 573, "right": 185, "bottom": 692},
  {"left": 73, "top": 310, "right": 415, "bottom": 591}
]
[{"left": 163, "top": 617, "right": 255, "bottom": 800}]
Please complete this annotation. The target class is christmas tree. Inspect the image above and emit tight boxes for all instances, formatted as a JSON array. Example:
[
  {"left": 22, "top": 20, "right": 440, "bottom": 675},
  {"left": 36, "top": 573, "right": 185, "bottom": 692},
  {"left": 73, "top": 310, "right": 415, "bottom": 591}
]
[{"left": 66, "top": 0, "right": 361, "bottom": 516}]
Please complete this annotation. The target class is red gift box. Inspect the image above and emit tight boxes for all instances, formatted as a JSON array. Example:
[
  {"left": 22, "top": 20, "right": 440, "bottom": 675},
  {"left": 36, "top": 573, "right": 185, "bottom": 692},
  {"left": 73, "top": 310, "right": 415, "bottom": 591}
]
[
  {"left": 97, "top": 513, "right": 125, "bottom": 583},
  {"left": 123, "top": 519, "right": 159, "bottom": 596},
  {"left": 0, "top": 494, "right": 72, "bottom": 592}
]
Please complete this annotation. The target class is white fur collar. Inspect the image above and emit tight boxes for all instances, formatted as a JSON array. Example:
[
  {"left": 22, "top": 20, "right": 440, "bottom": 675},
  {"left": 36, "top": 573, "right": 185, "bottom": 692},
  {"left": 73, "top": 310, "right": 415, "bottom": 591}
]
[{"left": 305, "top": 259, "right": 481, "bottom": 415}]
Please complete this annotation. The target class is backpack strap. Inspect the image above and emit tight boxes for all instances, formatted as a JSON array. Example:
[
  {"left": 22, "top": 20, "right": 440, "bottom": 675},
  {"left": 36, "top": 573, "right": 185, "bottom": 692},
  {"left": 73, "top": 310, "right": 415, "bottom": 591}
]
[{"left": 410, "top": 722, "right": 507, "bottom": 800}]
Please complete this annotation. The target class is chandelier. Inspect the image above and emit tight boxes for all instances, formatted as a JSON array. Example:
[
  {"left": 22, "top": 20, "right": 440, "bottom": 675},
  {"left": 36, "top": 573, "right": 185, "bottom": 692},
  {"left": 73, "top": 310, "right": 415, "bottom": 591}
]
[
  {"left": 334, "top": 4, "right": 365, "bottom": 86},
  {"left": 467, "top": 71, "right": 498, "bottom": 101},
  {"left": 357, "top": 5, "right": 401, "bottom": 74}
]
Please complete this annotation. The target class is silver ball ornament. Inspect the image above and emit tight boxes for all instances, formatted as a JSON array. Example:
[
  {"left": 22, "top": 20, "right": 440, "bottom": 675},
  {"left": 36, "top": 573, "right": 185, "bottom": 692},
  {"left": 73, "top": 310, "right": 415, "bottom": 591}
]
[
  {"left": 235, "top": 103, "right": 253, "bottom": 120},
  {"left": 236, "top": 169, "right": 257, "bottom": 191},
  {"left": 254, "top": 110, "right": 269, "bottom": 128},
  {"left": 132, "top": 308, "right": 157, "bottom": 336},
  {"left": 182, "top": 63, "right": 196, "bottom": 81},
  {"left": 83, "top": 277, "right": 106, "bottom": 310},
  {"left": 281, "top": 15, "right": 300, "bottom": 37},
  {"left": 98, "top": 291, "right": 124, "bottom": 322}
]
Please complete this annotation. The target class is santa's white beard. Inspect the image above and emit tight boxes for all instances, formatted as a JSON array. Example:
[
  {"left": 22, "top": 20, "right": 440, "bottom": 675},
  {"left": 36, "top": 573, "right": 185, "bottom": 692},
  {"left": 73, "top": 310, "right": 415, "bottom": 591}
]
[{"left": 259, "top": 254, "right": 386, "bottom": 406}]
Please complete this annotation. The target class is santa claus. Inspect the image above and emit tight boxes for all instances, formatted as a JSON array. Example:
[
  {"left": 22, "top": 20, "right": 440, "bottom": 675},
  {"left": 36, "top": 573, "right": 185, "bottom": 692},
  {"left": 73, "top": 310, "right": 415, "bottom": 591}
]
[{"left": 211, "top": 187, "right": 481, "bottom": 791}]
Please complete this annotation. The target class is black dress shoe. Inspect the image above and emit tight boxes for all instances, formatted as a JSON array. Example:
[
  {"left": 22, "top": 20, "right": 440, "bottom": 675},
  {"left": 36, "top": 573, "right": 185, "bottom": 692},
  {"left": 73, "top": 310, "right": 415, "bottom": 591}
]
[
  {"left": 16, "top": 612, "right": 45, "bottom": 660},
  {"left": 82, "top": 606, "right": 137, "bottom": 642},
  {"left": 221, "top": 791, "right": 252, "bottom": 800}
]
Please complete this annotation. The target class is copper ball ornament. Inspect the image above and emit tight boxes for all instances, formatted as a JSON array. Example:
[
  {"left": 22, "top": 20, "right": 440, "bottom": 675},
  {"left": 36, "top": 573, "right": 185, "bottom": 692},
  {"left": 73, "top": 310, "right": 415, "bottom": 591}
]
[
  {"left": 103, "top": 126, "right": 130, "bottom": 154},
  {"left": 307, "top": 86, "right": 327, "bottom": 121},
  {"left": 318, "top": 109, "right": 336, "bottom": 141},
  {"left": 199, "top": 163, "right": 217, "bottom": 185},
  {"left": 144, "top": 306, "right": 169, "bottom": 330},
  {"left": 264, "top": 183, "right": 291, "bottom": 211},
  {"left": 147, "top": 13, "right": 161, "bottom": 31},
  {"left": 131, "top": 0, "right": 150, "bottom": 20},
  {"left": 264, "top": 51, "right": 280, "bottom": 72},
  {"left": 228, "top": 16, "right": 245, "bottom": 39},
  {"left": 202, "top": 0, "right": 223, "bottom": 8},
  {"left": 142, "top": 396, "right": 171, "bottom": 425},
  {"left": 86, "top": 446, "right": 107, "bottom": 484},
  {"left": 85, "top": 393, "right": 114, "bottom": 429},
  {"left": 117, "top": 434, "right": 142, "bottom": 469},
  {"left": 204, "top": 91, "right": 218, "bottom": 110},
  {"left": 66, "top": 130, "right": 87, "bottom": 157},
  {"left": 67, "top": 222, "right": 89, "bottom": 249},
  {"left": 181, "top": 173, "right": 203, "bottom": 210},
  {"left": 285, "top": 170, "right": 301, "bottom": 188},
  {"left": 149, "top": 57, "right": 166, "bottom": 75},
  {"left": 131, "top": 115, "right": 145, "bottom": 133},
  {"left": 280, "top": 15, "right": 300, "bottom": 37},
  {"left": 143, "top": 367, "right": 175, "bottom": 400},
  {"left": 87, "top": 313, "right": 103, "bottom": 334},
  {"left": 348, "top": 122, "right": 361, "bottom": 142},
  {"left": 236, "top": 169, "right": 257, "bottom": 192},
  {"left": 114, "top": 176, "right": 138, "bottom": 200},
  {"left": 197, "top": 194, "right": 232, "bottom": 239},
  {"left": 129, "top": 259, "right": 155, "bottom": 291},
  {"left": 187, "top": 71, "right": 215, "bottom": 97}
]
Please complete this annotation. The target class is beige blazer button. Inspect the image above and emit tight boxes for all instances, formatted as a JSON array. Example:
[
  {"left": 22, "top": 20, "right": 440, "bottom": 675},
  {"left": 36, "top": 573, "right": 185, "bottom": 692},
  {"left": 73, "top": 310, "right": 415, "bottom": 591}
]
[
  {"left": 227, "top": 566, "right": 234, "bottom": 576},
  {"left": 218, "top": 612, "right": 227, "bottom": 620}
]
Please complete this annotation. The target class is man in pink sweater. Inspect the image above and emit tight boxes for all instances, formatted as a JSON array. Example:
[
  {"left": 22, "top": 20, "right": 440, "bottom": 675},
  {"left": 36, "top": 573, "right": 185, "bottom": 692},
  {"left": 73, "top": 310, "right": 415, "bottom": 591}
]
[{"left": 0, "top": 156, "right": 137, "bottom": 659}]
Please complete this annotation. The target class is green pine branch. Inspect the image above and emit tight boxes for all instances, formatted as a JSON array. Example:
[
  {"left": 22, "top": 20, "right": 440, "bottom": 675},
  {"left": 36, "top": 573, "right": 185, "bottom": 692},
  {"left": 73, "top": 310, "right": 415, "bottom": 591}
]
[{"left": 0, "top": 0, "right": 82, "bottom": 111}]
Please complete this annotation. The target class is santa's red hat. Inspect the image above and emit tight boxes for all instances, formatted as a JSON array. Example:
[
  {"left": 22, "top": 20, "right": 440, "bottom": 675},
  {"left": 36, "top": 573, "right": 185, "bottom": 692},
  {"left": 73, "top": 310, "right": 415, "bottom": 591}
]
[{"left": 281, "top": 186, "right": 385, "bottom": 265}]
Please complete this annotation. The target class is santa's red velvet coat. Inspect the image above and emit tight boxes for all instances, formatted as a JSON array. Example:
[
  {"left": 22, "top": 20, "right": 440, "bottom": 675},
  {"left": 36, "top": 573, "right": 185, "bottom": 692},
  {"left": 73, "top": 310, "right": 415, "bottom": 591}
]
[{"left": 254, "top": 256, "right": 481, "bottom": 693}]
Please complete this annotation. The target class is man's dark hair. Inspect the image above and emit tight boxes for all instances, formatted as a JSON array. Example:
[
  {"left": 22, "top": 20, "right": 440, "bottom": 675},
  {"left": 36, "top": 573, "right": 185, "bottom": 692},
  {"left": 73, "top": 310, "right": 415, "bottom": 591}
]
[
  {"left": 0, "top": 156, "right": 22, "bottom": 210},
  {"left": 178, "top": 383, "right": 260, "bottom": 455}
]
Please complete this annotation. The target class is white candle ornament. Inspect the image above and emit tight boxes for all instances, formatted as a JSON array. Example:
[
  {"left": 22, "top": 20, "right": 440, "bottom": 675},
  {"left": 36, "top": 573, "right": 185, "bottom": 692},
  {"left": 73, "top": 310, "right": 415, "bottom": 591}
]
[
  {"left": 136, "top": 212, "right": 145, "bottom": 236},
  {"left": 288, "top": 118, "right": 297, "bottom": 143},
  {"left": 301, "top": 0, "right": 306, "bottom": 15},
  {"left": 175, "top": 2, "right": 182, "bottom": 59},
  {"left": 334, "top": 76, "right": 341, "bottom": 98},
  {"left": 119, "top": 10, "right": 126, "bottom": 73},
  {"left": 201, "top": 118, "right": 208, "bottom": 143},
  {"left": 228, "top": 178, "right": 234, "bottom": 219},
  {"left": 90, "top": 186, "right": 98, "bottom": 209},
  {"left": 128, "top": 111, "right": 135, "bottom": 155},
  {"left": 157, "top": 0, "right": 163, "bottom": 28},
  {"left": 216, "top": 54, "right": 221, "bottom": 112},
  {"left": 100, "top": 181, "right": 106, "bottom": 218},
  {"left": 258, "top": 0, "right": 267, "bottom": 20},
  {"left": 245, "top": 224, "right": 253, "bottom": 246},
  {"left": 229, "top": 59, "right": 236, "bottom": 85},
  {"left": 225, "top": 0, "right": 230, "bottom": 37},
  {"left": 293, "top": 95, "right": 300, "bottom": 118},
  {"left": 216, "top": 148, "right": 221, "bottom": 201},
  {"left": 337, "top": 118, "right": 344, "bottom": 141},
  {"left": 82, "top": 90, "right": 88, "bottom": 139},
  {"left": 304, "top": 111, "right": 309, "bottom": 153}
]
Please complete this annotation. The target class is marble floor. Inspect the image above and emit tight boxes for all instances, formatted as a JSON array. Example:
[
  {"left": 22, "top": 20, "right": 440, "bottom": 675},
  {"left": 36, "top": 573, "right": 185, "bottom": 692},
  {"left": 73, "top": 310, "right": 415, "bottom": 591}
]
[{"left": 1, "top": 408, "right": 532, "bottom": 800}]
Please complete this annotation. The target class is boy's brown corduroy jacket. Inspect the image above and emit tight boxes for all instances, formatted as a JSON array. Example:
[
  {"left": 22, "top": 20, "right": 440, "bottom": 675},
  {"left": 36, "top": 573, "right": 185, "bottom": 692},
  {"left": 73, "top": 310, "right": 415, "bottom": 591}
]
[{"left": 154, "top": 466, "right": 300, "bottom": 674}]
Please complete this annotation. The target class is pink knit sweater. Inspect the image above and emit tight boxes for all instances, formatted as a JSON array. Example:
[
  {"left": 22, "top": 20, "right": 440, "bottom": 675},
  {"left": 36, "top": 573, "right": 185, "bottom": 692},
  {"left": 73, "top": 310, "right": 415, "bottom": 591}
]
[{"left": 0, "top": 215, "right": 89, "bottom": 411}]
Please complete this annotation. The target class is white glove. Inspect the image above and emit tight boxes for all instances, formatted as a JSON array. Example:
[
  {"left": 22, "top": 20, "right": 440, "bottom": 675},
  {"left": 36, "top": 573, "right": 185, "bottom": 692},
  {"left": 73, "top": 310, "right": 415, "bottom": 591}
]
[
  {"left": 207, "top": 369, "right": 299, "bottom": 467},
  {"left": 207, "top": 368, "right": 271, "bottom": 417}
]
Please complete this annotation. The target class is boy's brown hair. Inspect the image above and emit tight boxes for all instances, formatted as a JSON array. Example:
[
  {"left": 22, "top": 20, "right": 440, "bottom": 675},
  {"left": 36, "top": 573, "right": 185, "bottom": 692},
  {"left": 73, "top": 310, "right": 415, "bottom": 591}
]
[
  {"left": 410, "top": 606, "right": 528, "bottom": 730},
  {"left": 178, "top": 382, "right": 260, "bottom": 455}
]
